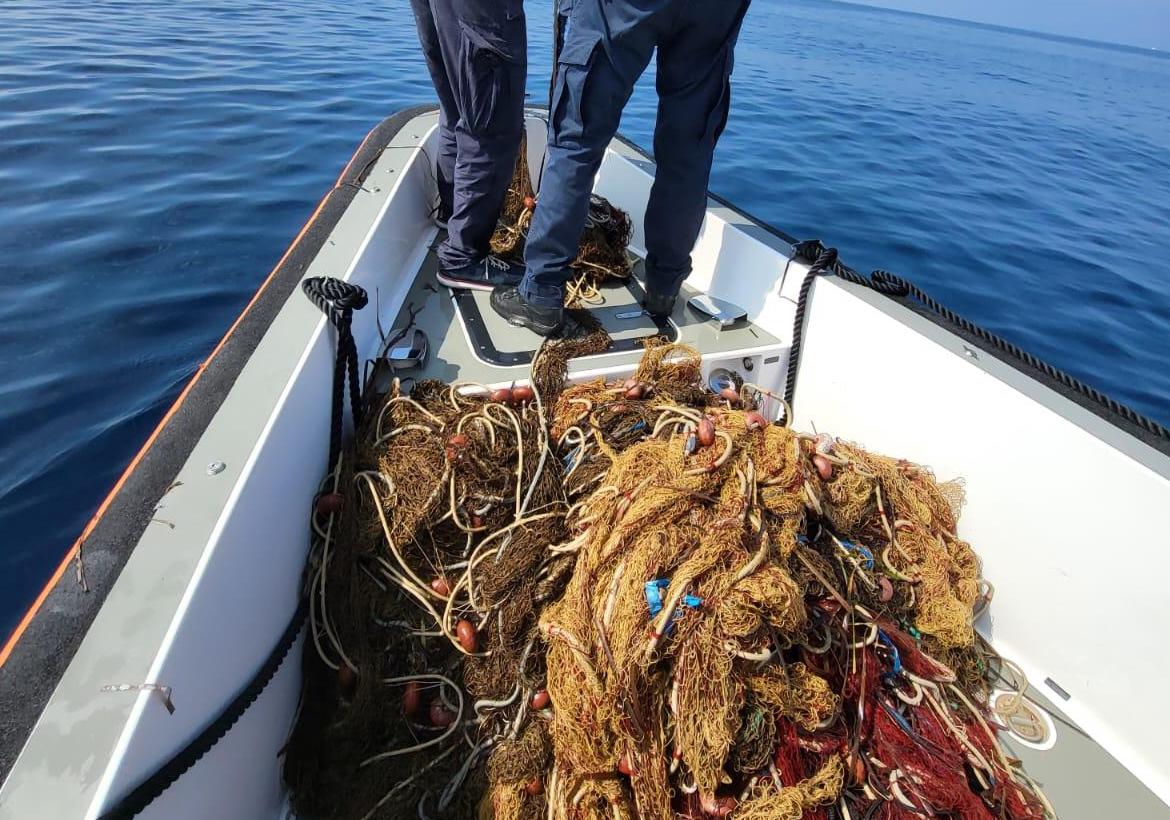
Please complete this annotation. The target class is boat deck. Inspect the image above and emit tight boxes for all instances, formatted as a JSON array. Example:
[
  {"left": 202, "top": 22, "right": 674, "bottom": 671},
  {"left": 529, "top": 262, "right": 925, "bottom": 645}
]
[
  {"left": 386, "top": 241, "right": 784, "bottom": 388},
  {"left": 1001, "top": 685, "right": 1167, "bottom": 818}
]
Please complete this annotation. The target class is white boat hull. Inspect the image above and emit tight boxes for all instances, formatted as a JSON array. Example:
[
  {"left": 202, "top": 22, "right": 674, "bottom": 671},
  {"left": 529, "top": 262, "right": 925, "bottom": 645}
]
[{"left": 1, "top": 108, "right": 1167, "bottom": 819}]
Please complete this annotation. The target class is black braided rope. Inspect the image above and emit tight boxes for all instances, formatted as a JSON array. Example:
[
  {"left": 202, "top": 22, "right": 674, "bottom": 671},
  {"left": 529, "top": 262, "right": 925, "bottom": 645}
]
[
  {"left": 97, "top": 277, "right": 367, "bottom": 819},
  {"left": 97, "top": 599, "right": 307, "bottom": 820},
  {"left": 784, "top": 239, "right": 1170, "bottom": 443},
  {"left": 302, "top": 276, "right": 369, "bottom": 468},
  {"left": 783, "top": 242, "right": 839, "bottom": 409}
]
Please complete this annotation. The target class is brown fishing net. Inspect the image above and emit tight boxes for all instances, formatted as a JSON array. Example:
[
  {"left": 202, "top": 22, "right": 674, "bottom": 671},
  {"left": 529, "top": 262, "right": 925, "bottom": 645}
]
[
  {"left": 489, "top": 133, "right": 536, "bottom": 261},
  {"left": 283, "top": 373, "right": 571, "bottom": 820},
  {"left": 284, "top": 343, "right": 1052, "bottom": 820},
  {"left": 490, "top": 133, "right": 633, "bottom": 308}
]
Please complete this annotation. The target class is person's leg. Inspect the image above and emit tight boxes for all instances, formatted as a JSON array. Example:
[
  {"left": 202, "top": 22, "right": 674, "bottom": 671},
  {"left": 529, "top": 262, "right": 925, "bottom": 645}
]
[
  {"left": 430, "top": 0, "right": 527, "bottom": 272},
  {"left": 643, "top": 0, "right": 751, "bottom": 307},
  {"left": 516, "top": 19, "right": 657, "bottom": 309},
  {"left": 408, "top": 0, "right": 457, "bottom": 215}
]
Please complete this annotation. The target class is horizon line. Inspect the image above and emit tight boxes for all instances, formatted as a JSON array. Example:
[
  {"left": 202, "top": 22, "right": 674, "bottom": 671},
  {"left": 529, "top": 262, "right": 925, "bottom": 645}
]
[{"left": 814, "top": 0, "right": 1167, "bottom": 56}]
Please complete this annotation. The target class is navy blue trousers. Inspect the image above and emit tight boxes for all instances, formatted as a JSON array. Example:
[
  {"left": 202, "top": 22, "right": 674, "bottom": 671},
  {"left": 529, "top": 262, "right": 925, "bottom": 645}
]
[
  {"left": 520, "top": 0, "right": 751, "bottom": 308},
  {"left": 410, "top": 0, "right": 527, "bottom": 270}
]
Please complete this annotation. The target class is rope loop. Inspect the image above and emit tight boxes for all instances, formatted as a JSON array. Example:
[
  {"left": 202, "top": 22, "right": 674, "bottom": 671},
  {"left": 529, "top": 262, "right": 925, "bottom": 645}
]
[
  {"left": 783, "top": 242, "right": 837, "bottom": 406},
  {"left": 782, "top": 238, "right": 1169, "bottom": 443},
  {"left": 791, "top": 238, "right": 828, "bottom": 265},
  {"left": 868, "top": 269, "right": 911, "bottom": 297},
  {"left": 303, "top": 276, "right": 369, "bottom": 324},
  {"left": 810, "top": 246, "right": 839, "bottom": 275},
  {"left": 302, "top": 276, "right": 368, "bottom": 467}
]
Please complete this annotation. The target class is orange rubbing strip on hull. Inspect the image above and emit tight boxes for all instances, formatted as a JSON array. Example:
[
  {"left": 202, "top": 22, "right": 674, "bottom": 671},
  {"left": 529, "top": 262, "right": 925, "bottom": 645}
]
[{"left": 0, "top": 124, "right": 381, "bottom": 669}]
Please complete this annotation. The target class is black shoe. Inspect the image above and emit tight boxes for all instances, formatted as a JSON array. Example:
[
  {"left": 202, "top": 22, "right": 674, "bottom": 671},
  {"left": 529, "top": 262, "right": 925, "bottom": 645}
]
[
  {"left": 643, "top": 290, "right": 677, "bottom": 320},
  {"left": 433, "top": 201, "right": 452, "bottom": 230},
  {"left": 490, "top": 286, "right": 563, "bottom": 337},
  {"left": 437, "top": 256, "right": 524, "bottom": 291}
]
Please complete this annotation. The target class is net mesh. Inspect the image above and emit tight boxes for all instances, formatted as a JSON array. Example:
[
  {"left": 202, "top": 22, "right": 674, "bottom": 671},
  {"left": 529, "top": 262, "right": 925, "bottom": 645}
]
[
  {"left": 490, "top": 133, "right": 633, "bottom": 308},
  {"left": 284, "top": 342, "right": 1050, "bottom": 820}
]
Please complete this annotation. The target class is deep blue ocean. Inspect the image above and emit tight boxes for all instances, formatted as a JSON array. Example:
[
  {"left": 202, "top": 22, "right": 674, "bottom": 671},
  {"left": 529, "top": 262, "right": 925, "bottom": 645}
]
[{"left": 1, "top": 0, "right": 1168, "bottom": 638}]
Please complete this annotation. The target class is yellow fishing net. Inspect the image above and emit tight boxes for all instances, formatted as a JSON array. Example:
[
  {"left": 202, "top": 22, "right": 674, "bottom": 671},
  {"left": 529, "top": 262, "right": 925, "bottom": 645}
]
[{"left": 284, "top": 343, "right": 1050, "bottom": 820}]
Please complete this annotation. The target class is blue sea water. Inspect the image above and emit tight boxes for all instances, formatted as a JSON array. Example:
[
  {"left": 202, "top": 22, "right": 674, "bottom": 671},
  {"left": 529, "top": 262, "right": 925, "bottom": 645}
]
[{"left": 1, "top": 0, "right": 1168, "bottom": 638}]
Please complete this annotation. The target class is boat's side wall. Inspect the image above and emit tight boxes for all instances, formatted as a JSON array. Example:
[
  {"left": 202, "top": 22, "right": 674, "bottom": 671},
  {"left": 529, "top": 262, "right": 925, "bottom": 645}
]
[
  {"left": 0, "top": 108, "right": 442, "bottom": 819},
  {"left": 90, "top": 121, "right": 441, "bottom": 818},
  {"left": 791, "top": 277, "right": 1170, "bottom": 810},
  {"left": 0, "top": 106, "right": 417, "bottom": 784},
  {"left": 592, "top": 135, "right": 801, "bottom": 356}
]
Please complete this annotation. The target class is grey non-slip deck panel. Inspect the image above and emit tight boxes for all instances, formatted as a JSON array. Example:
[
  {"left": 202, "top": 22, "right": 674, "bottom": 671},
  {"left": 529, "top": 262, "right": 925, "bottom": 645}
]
[{"left": 392, "top": 245, "right": 780, "bottom": 386}]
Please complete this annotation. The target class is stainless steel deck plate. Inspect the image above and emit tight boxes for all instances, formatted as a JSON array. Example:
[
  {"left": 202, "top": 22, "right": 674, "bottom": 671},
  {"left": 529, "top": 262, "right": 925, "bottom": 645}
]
[
  {"left": 381, "top": 326, "right": 429, "bottom": 369},
  {"left": 687, "top": 293, "right": 747, "bottom": 328}
]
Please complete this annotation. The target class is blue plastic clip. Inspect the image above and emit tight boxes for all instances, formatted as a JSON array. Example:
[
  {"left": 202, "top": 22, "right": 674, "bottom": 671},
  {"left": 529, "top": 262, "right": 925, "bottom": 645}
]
[
  {"left": 883, "top": 700, "right": 914, "bottom": 733},
  {"left": 616, "top": 419, "right": 649, "bottom": 438},
  {"left": 645, "top": 579, "right": 667, "bottom": 616},
  {"left": 644, "top": 579, "right": 702, "bottom": 635},
  {"left": 562, "top": 446, "right": 581, "bottom": 471},
  {"left": 840, "top": 538, "right": 875, "bottom": 570},
  {"left": 877, "top": 630, "right": 903, "bottom": 681}
]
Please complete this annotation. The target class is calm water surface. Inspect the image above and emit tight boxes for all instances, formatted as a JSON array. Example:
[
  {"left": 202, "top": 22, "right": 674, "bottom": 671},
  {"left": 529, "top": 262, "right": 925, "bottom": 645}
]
[{"left": 1, "top": 0, "right": 1168, "bottom": 636}]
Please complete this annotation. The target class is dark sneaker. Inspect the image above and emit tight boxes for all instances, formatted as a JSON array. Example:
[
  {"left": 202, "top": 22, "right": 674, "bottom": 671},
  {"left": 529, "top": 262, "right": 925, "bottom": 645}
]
[
  {"left": 643, "top": 290, "right": 677, "bottom": 320},
  {"left": 490, "top": 286, "right": 563, "bottom": 337},
  {"left": 433, "top": 201, "right": 452, "bottom": 230},
  {"left": 437, "top": 256, "right": 524, "bottom": 291}
]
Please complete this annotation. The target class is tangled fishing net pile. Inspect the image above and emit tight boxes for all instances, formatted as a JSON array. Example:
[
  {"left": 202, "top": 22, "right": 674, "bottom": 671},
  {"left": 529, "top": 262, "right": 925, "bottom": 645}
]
[
  {"left": 490, "top": 134, "right": 633, "bottom": 307},
  {"left": 284, "top": 340, "right": 1053, "bottom": 820}
]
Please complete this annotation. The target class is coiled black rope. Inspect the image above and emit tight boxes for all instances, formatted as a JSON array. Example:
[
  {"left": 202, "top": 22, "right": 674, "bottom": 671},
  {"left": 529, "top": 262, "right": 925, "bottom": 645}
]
[
  {"left": 98, "top": 277, "right": 367, "bottom": 819},
  {"left": 302, "top": 276, "right": 369, "bottom": 468},
  {"left": 783, "top": 239, "right": 1170, "bottom": 443}
]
